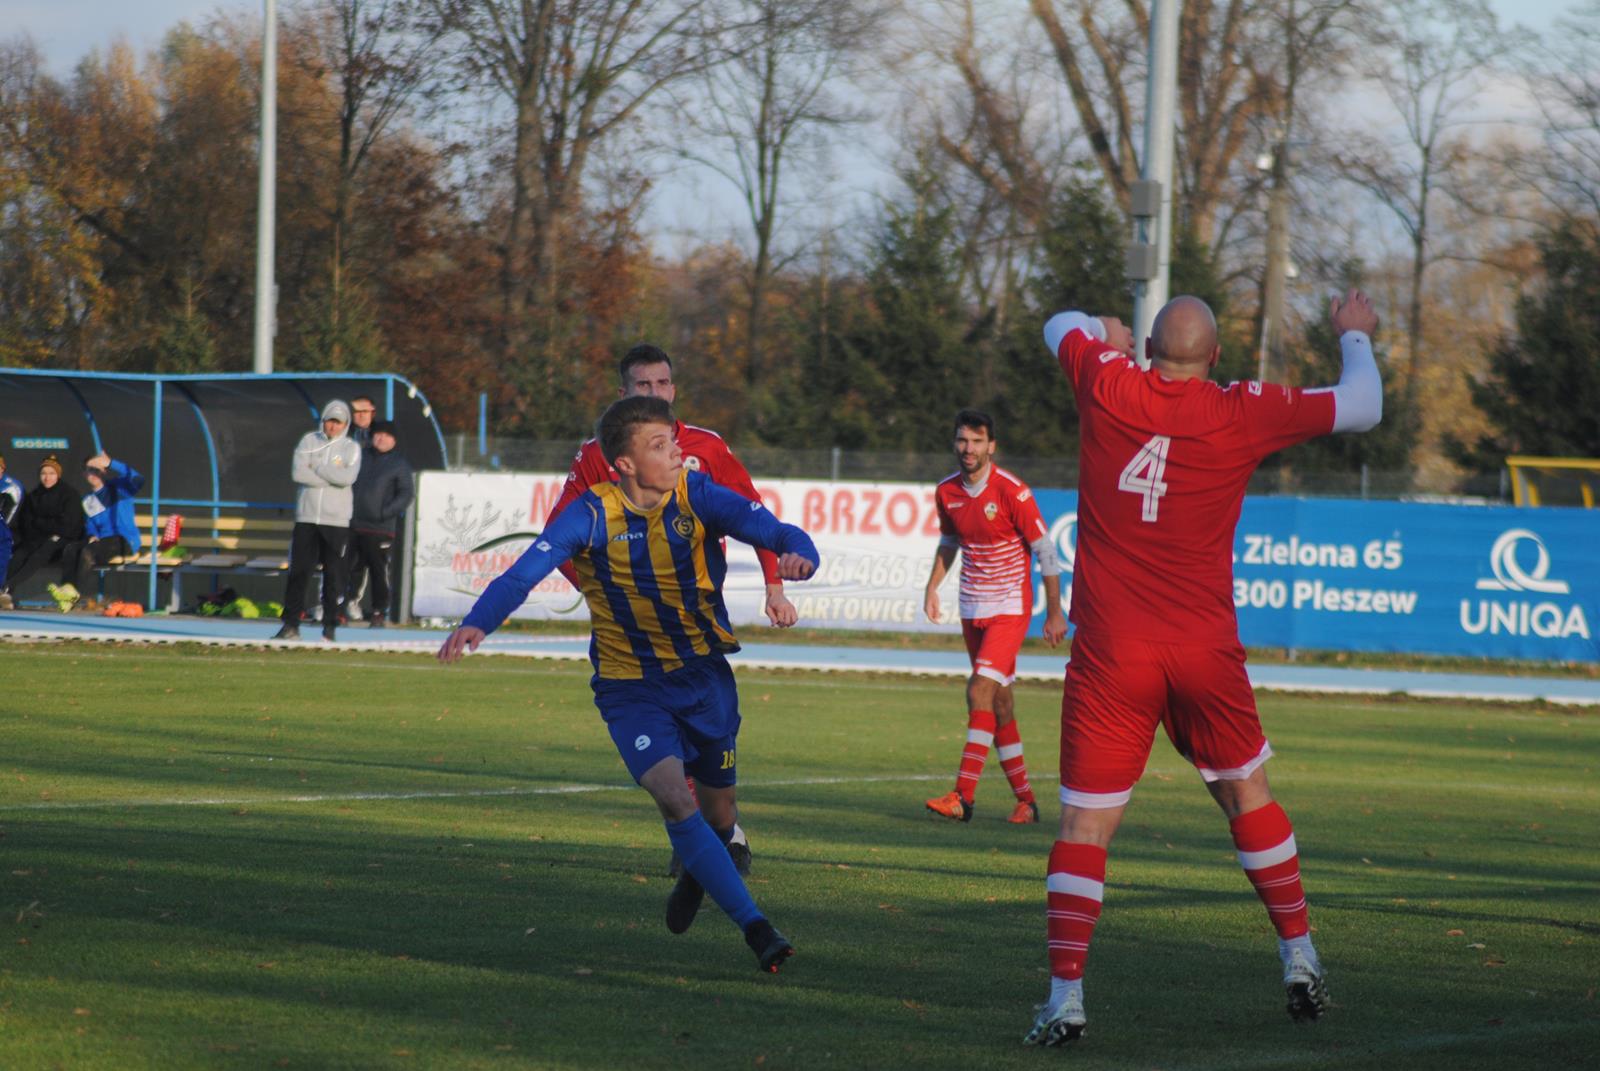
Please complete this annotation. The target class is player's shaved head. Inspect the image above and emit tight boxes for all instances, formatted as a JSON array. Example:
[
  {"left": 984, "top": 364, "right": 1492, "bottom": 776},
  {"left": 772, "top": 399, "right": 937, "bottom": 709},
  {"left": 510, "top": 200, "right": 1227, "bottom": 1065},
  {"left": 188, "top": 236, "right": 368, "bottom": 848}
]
[{"left": 1149, "top": 296, "right": 1219, "bottom": 370}]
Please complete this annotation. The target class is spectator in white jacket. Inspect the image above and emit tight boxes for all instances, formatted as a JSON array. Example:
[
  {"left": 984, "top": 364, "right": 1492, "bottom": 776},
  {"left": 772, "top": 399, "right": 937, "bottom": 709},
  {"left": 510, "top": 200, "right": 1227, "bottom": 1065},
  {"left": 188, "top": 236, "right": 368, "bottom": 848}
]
[{"left": 274, "top": 400, "right": 362, "bottom": 642}]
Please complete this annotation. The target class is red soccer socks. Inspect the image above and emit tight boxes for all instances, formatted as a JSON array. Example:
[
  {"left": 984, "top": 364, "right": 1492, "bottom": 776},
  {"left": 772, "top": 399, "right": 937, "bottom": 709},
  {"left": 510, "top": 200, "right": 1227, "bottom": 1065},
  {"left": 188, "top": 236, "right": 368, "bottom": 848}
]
[
  {"left": 994, "top": 718, "right": 1036, "bottom": 804},
  {"left": 1046, "top": 840, "right": 1107, "bottom": 980},
  {"left": 954, "top": 709, "right": 997, "bottom": 803},
  {"left": 1230, "top": 801, "right": 1311, "bottom": 939}
]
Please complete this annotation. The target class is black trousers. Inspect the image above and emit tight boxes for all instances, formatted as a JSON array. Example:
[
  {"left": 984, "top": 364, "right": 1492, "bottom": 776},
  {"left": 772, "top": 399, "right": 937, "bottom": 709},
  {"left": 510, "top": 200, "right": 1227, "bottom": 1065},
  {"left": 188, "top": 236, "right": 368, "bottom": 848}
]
[
  {"left": 346, "top": 530, "right": 394, "bottom": 617},
  {"left": 282, "top": 523, "right": 348, "bottom": 626},
  {"left": 4, "top": 538, "right": 68, "bottom": 593},
  {"left": 60, "top": 536, "right": 131, "bottom": 591}
]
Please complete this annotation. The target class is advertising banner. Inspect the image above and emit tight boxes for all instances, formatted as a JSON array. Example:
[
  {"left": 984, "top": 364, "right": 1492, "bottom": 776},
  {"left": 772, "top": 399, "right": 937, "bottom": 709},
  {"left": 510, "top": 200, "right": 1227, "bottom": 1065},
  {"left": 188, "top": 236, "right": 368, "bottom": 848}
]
[{"left": 412, "top": 471, "right": 1598, "bottom": 662}]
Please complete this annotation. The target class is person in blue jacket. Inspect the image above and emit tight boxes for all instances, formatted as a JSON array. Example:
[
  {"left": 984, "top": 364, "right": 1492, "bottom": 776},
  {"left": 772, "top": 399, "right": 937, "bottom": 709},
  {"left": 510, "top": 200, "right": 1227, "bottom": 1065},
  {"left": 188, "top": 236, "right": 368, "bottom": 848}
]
[{"left": 51, "top": 452, "right": 144, "bottom": 611}]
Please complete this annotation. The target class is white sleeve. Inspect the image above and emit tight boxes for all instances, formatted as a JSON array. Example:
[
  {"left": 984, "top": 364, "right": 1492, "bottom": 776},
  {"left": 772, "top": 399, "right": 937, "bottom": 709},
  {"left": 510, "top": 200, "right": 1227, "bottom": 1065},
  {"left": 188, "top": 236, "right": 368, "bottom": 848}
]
[
  {"left": 1322, "top": 331, "right": 1382, "bottom": 433},
  {"left": 1042, "top": 312, "right": 1106, "bottom": 356},
  {"left": 1029, "top": 535, "right": 1062, "bottom": 577}
]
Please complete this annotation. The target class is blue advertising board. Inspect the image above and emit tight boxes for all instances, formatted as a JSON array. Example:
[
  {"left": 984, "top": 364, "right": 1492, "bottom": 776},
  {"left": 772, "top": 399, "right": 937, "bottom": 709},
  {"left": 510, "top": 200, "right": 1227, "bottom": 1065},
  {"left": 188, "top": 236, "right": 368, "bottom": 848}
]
[{"left": 1027, "top": 491, "right": 1599, "bottom": 663}]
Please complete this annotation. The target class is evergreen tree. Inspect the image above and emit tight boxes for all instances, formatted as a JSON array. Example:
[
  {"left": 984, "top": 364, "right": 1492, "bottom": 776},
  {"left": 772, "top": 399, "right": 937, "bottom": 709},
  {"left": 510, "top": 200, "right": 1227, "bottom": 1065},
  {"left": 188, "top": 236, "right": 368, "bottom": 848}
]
[
  {"left": 1454, "top": 224, "right": 1600, "bottom": 469},
  {"left": 992, "top": 173, "right": 1127, "bottom": 458},
  {"left": 843, "top": 168, "right": 972, "bottom": 450}
]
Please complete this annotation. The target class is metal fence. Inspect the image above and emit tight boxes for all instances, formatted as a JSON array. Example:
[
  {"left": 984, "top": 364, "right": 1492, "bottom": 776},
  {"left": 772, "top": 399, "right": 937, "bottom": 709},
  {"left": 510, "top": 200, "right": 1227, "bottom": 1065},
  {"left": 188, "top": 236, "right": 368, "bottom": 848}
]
[{"left": 441, "top": 434, "right": 1511, "bottom": 502}]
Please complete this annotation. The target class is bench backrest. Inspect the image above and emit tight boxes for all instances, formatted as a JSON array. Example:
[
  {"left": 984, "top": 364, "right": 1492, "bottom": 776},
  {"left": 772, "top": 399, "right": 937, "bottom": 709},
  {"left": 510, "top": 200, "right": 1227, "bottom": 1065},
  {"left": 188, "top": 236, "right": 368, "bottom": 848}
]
[{"left": 133, "top": 513, "right": 296, "bottom": 554}]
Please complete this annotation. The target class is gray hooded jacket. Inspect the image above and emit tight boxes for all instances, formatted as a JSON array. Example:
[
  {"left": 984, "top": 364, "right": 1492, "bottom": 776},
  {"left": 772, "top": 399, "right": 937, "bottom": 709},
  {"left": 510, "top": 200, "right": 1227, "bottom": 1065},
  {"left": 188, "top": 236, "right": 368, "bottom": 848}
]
[{"left": 292, "top": 400, "right": 363, "bottom": 526}]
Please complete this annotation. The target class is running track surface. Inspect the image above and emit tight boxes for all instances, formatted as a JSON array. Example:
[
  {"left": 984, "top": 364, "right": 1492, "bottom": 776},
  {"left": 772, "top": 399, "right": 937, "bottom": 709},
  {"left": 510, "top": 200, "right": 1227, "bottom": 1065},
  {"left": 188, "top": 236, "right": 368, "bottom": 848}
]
[{"left": 3, "top": 610, "right": 1598, "bottom": 707}]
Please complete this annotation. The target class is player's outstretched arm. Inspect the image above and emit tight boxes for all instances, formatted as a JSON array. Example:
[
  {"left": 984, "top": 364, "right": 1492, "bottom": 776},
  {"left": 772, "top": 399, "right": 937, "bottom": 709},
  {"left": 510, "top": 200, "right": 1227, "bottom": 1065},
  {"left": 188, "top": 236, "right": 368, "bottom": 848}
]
[
  {"left": 439, "top": 502, "right": 591, "bottom": 662},
  {"left": 1326, "top": 288, "right": 1382, "bottom": 434},
  {"left": 690, "top": 474, "right": 819, "bottom": 578}
]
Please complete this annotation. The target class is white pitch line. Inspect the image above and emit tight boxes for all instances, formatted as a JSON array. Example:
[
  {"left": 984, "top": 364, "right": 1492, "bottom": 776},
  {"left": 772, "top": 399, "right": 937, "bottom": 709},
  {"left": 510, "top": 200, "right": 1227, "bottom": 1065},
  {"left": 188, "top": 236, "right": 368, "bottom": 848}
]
[{"left": 0, "top": 773, "right": 951, "bottom": 813}]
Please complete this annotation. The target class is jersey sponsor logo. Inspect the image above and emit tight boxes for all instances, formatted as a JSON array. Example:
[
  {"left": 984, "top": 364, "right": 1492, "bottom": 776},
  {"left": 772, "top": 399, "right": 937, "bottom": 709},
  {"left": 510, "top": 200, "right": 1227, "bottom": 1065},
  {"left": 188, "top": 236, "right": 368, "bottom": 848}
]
[
  {"left": 634, "top": 735, "right": 652, "bottom": 751},
  {"left": 611, "top": 530, "right": 646, "bottom": 542},
  {"left": 1461, "top": 528, "right": 1589, "bottom": 640},
  {"left": 535, "top": 540, "right": 552, "bottom": 552},
  {"left": 947, "top": 500, "right": 965, "bottom": 510},
  {"left": 983, "top": 501, "right": 999, "bottom": 520},
  {"left": 684, "top": 455, "right": 702, "bottom": 471},
  {"left": 672, "top": 513, "right": 696, "bottom": 538}
]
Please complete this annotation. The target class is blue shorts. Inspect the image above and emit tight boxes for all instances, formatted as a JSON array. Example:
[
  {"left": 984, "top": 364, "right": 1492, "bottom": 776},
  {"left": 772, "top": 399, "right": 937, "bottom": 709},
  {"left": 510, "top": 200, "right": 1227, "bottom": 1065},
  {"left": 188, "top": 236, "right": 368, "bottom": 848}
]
[{"left": 593, "top": 655, "right": 742, "bottom": 787}]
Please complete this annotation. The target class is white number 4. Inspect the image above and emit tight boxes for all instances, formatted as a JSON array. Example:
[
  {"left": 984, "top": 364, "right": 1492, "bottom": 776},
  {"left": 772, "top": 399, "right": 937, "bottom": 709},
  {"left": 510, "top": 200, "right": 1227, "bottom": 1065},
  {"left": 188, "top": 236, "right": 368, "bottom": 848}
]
[{"left": 1118, "top": 435, "right": 1171, "bottom": 522}]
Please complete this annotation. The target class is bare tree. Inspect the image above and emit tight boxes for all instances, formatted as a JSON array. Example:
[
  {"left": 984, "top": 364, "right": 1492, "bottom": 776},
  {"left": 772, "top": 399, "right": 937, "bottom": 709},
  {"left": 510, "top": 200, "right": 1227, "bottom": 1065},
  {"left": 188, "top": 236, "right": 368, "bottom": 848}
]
[
  {"left": 1028, "top": 0, "right": 1275, "bottom": 245},
  {"left": 1250, "top": 0, "right": 1365, "bottom": 378},
  {"left": 1523, "top": 1, "right": 1600, "bottom": 222},
  {"left": 291, "top": 0, "right": 443, "bottom": 359},
  {"left": 679, "top": 0, "right": 882, "bottom": 402},
  {"left": 1334, "top": 0, "right": 1514, "bottom": 404},
  {"left": 427, "top": 0, "right": 721, "bottom": 399}
]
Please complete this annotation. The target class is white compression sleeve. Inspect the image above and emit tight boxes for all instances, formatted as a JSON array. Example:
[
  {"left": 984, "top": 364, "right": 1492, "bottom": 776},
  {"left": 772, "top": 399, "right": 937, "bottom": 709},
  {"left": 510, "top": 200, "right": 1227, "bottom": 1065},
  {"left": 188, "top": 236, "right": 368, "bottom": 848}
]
[
  {"left": 1043, "top": 312, "right": 1106, "bottom": 356},
  {"left": 1029, "top": 535, "right": 1062, "bottom": 577},
  {"left": 1324, "top": 331, "right": 1382, "bottom": 433}
]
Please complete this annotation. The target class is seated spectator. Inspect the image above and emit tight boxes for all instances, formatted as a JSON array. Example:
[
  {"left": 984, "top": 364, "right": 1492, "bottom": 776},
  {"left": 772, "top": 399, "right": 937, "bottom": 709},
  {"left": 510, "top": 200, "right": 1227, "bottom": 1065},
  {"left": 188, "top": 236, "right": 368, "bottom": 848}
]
[
  {"left": 346, "top": 420, "right": 415, "bottom": 627},
  {"left": 2, "top": 457, "right": 84, "bottom": 606},
  {"left": 0, "top": 453, "right": 22, "bottom": 525},
  {"left": 0, "top": 455, "right": 14, "bottom": 609},
  {"left": 52, "top": 452, "right": 145, "bottom": 612}
]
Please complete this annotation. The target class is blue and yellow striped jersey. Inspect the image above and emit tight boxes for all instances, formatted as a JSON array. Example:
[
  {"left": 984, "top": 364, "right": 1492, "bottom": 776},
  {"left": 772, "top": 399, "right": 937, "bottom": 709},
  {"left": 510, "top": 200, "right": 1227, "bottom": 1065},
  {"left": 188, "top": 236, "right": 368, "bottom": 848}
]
[{"left": 464, "top": 470, "right": 818, "bottom": 679}]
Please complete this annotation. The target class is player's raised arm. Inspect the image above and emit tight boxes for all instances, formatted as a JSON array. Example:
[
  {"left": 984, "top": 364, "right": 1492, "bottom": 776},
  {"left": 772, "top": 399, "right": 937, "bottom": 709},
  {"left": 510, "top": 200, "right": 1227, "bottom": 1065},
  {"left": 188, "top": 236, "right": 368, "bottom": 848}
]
[
  {"left": 437, "top": 501, "right": 593, "bottom": 662},
  {"left": 688, "top": 473, "right": 818, "bottom": 580},
  {"left": 1042, "top": 311, "right": 1136, "bottom": 390},
  {"left": 1325, "top": 288, "right": 1383, "bottom": 433}
]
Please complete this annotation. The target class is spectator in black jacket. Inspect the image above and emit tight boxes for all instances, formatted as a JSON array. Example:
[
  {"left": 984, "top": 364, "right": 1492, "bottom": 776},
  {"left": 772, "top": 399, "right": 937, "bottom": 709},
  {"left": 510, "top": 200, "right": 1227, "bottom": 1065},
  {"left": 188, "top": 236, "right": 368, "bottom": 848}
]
[
  {"left": 346, "top": 421, "right": 414, "bottom": 627},
  {"left": 3, "top": 456, "right": 85, "bottom": 602}
]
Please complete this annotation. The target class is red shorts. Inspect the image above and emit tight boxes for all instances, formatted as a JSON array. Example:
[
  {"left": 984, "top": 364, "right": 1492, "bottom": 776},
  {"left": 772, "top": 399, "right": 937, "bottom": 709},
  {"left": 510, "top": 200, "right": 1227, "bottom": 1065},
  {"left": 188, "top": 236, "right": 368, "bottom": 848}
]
[
  {"left": 1058, "top": 628, "right": 1271, "bottom": 808},
  {"left": 961, "top": 613, "right": 1029, "bottom": 686}
]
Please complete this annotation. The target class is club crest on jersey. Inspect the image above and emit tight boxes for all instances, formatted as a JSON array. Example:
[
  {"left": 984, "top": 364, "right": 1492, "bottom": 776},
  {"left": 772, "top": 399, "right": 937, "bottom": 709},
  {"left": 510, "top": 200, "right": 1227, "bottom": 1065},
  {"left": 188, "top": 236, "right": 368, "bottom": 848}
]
[
  {"left": 984, "top": 501, "right": 999, "bottom": 520},
  {"left": 672, "top": 513, "right": 697, "bottom": 539},
  {"left": 684, "top": 456, "right": 702, "bottom": 471}
]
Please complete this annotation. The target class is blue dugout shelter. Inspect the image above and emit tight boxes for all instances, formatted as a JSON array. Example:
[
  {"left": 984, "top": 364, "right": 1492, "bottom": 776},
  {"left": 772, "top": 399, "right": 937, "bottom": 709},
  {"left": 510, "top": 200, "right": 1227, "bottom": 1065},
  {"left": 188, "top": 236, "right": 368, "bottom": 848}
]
[{"left": 1, "top": 369, "right": 447, "bottom": 609}]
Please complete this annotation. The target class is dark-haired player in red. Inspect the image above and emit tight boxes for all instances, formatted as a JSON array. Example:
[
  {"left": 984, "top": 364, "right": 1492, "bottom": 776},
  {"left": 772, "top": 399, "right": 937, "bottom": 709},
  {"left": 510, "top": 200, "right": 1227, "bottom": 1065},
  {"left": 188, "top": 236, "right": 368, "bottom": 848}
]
[
  {"left": 1024, "top": 291, "right": 1382, "bottom": 1046},
  {"left": 546, "top": 344, "right": 791, "bottom": 877},
  {"left": 923, "top": 409, "right": 1067, "bottom": 825}
]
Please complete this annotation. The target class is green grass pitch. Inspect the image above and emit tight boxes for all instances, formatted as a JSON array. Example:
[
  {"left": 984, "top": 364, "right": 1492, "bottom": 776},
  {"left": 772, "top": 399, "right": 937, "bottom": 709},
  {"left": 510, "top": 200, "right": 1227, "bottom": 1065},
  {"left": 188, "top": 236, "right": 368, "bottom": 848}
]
[{"left": 1, "top": 641, "right": 1595, "bottom": 1069}]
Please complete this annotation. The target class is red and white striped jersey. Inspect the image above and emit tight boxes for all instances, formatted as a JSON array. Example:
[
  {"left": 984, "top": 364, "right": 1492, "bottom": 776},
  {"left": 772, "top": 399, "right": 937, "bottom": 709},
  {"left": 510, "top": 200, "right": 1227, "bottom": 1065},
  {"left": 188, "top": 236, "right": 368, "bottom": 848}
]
[{"left": 935, "top": 466, "right": 1049, "bottom": 619}]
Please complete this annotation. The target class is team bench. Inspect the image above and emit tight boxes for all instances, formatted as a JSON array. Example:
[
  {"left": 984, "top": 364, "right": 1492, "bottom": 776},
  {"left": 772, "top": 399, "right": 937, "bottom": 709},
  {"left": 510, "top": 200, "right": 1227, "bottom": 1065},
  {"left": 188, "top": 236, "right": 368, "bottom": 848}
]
[{"left": 102, "top": 512, "right": 297, "bottom": 611}]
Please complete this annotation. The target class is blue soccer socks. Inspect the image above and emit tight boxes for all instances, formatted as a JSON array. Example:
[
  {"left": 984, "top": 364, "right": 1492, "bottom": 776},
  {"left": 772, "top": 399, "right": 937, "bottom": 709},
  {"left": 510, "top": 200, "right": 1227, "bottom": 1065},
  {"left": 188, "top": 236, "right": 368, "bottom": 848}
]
[{"left": 664, "top": 812, "right": 761, "bottom": 930}]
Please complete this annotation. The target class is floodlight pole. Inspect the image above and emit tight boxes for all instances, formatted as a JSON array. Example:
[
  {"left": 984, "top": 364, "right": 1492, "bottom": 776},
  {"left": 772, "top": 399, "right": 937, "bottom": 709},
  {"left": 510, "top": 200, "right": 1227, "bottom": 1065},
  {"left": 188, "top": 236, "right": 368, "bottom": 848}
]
[
  {"left": 252, "top": 0, "right": 278, "bottom": 375},
  {"left": 1129, "top": 0, "right": 1181, "bottom": 367}
]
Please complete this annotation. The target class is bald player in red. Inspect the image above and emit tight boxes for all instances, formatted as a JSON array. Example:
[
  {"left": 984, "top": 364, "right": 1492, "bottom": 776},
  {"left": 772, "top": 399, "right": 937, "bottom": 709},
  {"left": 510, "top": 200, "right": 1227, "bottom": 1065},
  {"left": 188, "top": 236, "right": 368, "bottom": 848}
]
[
  {"left": 546, "top": 343, "right": 793, "bottom": 879},
  {"left": 1023, "top": 291, "right": 1383, "bottom": 1047}
]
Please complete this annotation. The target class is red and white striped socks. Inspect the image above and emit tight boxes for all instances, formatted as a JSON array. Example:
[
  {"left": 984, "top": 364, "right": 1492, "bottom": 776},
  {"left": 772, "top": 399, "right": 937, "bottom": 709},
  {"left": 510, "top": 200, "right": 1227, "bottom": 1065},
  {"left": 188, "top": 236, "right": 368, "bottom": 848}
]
[
  {"left": 1229, "top": 801, "right": 1310, "bottom": 939},
  {"left": 954, "top": 709, "right": 996, "bottom": 803},
  {"left": 994, "top": 719, "right": 1036, "bottom": 804},
  {"left": 1046, "top": 840, "right": 1107, "bottom": 981}
]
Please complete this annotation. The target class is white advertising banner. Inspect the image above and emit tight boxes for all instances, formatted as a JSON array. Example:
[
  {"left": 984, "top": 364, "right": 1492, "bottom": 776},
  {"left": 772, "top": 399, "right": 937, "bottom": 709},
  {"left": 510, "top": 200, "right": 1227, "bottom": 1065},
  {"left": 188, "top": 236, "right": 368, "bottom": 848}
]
[{"left": 409, "top": 471, "right": 966, "bottom": 631}]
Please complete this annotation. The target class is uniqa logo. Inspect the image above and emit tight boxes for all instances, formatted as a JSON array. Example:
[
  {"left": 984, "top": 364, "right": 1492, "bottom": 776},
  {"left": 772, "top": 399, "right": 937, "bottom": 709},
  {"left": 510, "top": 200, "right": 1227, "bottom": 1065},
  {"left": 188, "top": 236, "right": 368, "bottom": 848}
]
[{"left": 1460, "top": 528, "right": 1589, "bottom": 639}]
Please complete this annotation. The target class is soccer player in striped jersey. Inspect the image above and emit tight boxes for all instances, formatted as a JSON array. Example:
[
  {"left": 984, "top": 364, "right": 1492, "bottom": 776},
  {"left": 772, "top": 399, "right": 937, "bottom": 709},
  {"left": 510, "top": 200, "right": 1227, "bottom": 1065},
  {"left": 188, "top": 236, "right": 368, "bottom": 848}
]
[
  {"left": 438, "top": 396, "right": 820, "bottom": 973},
  {"left": 923, "top": 409, "right": 1067, "bottom": 824},
  {"left": 549, "top": 343, "right": 792, "bottom": 877},
  {"left": 1023, "top": 291, "right": 1382, "bottom": 1045}
]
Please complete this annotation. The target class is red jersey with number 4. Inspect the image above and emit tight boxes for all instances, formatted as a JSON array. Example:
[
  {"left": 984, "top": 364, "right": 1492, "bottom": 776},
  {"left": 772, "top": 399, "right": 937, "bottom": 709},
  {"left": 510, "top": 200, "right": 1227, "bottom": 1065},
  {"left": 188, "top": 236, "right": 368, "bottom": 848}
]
[
  {"left": 547, "top": 421, "right": 781, "bottom": 587},
  {"left": 935, "top": 467, "right": 1049, "bottom": 619},
  {"left": 1055, "top": 326, "right": 1335, "bottom": 644}
]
